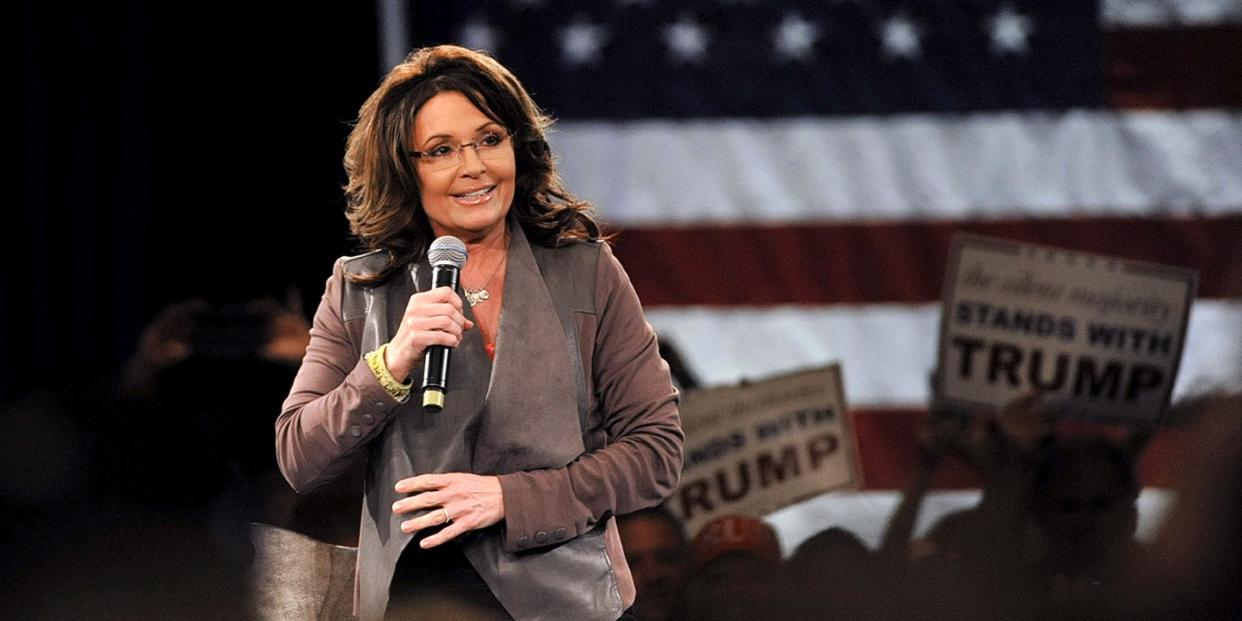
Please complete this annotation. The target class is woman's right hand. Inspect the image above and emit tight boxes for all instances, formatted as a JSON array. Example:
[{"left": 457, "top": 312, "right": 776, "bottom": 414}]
[{"left": 383, "top": 287, "right": 474, "bottom": 381}]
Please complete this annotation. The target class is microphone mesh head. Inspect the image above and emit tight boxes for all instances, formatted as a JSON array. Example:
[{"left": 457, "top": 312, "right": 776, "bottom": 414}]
[{"left": 427, "top": 236, "right": 468, "bottom": 268}]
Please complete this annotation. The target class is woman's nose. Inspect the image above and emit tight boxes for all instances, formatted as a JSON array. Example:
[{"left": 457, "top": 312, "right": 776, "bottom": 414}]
[{"left": 458, "top": 144, "right": 487, "bottom": 175}]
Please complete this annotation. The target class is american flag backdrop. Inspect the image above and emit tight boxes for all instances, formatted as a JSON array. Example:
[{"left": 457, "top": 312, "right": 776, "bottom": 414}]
[{"left": 407, "top": 1, "right": 1242, "bottom": 497}]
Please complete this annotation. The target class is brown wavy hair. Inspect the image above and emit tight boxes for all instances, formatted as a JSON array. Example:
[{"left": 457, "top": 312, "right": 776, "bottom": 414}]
[{"left": 342, "top": 45, "right": 603, "bottom": 285}]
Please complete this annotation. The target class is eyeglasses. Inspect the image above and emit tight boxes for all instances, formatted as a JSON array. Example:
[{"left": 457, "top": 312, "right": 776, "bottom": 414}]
[{"left": 408, "top": 130, "right": 512, "bottom": 172}]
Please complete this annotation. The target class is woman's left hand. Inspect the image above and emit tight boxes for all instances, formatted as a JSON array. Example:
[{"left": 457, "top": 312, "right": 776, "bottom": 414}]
[{"left": 392, "top": 473, "right": 505, "bottom": 548}]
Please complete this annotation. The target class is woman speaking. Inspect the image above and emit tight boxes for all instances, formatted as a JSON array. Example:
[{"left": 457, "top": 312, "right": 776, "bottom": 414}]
[{"left": 275, "top": 45, "right": 683, "bottom": 621}]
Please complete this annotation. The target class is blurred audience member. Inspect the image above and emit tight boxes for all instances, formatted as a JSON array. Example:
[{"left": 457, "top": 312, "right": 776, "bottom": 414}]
[
  {"left": 785, "top": 526, "right": 883, "bottom": 619},
  {"left": 689, "top": 514, "right": 782, "bottom": 571},
  {"left": 617, "top": 505, "right": 690, "bottom": 621},
  {"left": 788, "top": 525, "right": 871, "bottom": 580},
  {"left": 1110, "top": 393, "right": 1242, "bottom": 619},
  {"left": 886, "top": 392, "right": 1165, "bottom": 619},
  {"left": 1028, "top": 434, "right": 1145, "bottom": 615},
  {"left": 675, "top": 514, "right": 783, "bottom": 621},
  {"left": 118, "top": 298, "right": 362, "bottom": 543},
  {"left": 121, "top": 298, "right": 309, "bottom": 397}
]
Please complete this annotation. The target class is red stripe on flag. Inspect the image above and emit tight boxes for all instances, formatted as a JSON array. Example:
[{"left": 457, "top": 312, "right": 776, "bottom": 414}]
[
  {"left": 1108, "top": 26, "right": 1242, "bottom": 109},
  {"left": 610, "top": 215, "right": 1242, "bottom": 306},
  {"left": 849, "top": 407, "right": 1194, "bottom": 490}
]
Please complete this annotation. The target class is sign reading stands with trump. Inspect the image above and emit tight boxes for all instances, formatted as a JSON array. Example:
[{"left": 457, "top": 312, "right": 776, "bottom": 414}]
[
  {"left": 937, "top": 235, "right": 1197, "bottom": 425},
  {"left": 670, "top": 365, "right": 860, "bottom": 535}
]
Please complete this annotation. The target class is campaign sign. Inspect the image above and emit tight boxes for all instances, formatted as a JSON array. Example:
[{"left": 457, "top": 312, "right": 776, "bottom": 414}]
[
  {"left": 938, "top": 235, "right": 1197, "bottom": 424},
  {"left": 669, "top": 365, "right": 860, "bottom": 535}
]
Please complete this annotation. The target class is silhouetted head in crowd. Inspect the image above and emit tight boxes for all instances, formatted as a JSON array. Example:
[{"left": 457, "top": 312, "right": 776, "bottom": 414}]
[
  {"left": 1030, "top": 435, "right": 1141, "bottom": 574},
  {"left": 105, "top": 298, "right": 334, "bottom": 560},
  {"left": 617, "top": 505, "right": 689, "bottom": 621},
  {"left": 782, "top": 526, "right": 885, "bottom": 618},
  {"left": 787, "top": 526, "right": 871, "bottom": 580},
  {"left": 689, "top": 514, "right": 782, "bottom": 572},
  {"left": 123, "top": 298, "right": 309, "bottom": 398},
  {"left": 672, "top": 515, "right": 784, "bottom": 621},
  {"left": 115, "top": 300, "right": 309, "bottom": 506}
]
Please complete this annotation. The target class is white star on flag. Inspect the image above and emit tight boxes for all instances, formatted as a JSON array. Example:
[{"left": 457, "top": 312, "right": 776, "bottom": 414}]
[
  {"left": 988, "top": 4, "right": 1034, "bottom": 55},
  {"left": 774, "top": 13, "right": 820, "bottom": 63},
  {"left": 881, "top": 13, "right": 922, "bottom": 60},
  {"left": 459, "top": 18, "right": 498, "bottom": 54},
  {"left": 559, "top": 20, "right": 609, "bottom": 66},
  {"left": 665, "top": 17, "right": 709, "bottom": 64}
]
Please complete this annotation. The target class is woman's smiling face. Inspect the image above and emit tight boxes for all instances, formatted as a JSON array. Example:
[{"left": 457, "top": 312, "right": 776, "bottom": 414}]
[{"left": 412, "top": 91, "right": 516, "bottom": 243}]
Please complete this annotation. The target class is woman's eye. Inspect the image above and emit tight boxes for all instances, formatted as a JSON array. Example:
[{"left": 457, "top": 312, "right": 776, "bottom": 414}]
[
  {"left": 428, "top": 145, "right": 455, "bottom": 158},
  {"left": 480, "top": 133, "right": 503, "bottom": 147}
]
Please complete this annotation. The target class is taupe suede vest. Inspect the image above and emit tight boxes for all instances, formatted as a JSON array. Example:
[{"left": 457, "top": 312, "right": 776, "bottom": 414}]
[{"left": 341, "top": 224, "right": 623, "bottom": 621}]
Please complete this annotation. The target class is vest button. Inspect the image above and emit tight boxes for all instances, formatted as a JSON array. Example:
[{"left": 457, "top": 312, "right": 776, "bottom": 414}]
[
  {"left": 553, "top": 527, "right": 566, "bottom": 540},
  {"left": 535, "top": 531, "right": 549, "bottom": 544},
  {"left": 517, "top": 536, "right": 530, "bottom": 549},
  {"left": 348, "top": 425, "right": 362, "bottom": 438}
]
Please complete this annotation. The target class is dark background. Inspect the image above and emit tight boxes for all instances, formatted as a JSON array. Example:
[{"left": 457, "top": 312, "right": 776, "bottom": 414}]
[
  {"left": 13, "top": 0, "right": 383, "bottom": 401},
  {"left": 8, "top": 2, "right": 388, "bottom": 599}
]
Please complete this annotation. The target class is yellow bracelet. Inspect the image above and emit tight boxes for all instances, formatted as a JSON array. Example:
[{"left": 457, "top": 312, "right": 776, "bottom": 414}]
[{"left": 365, "top": 343, "right": 412, "bottom": 402}]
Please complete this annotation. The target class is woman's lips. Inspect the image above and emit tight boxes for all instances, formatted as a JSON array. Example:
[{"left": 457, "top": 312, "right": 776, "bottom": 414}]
[{"left": 451, "top": 185, "right": 496, "bottom": 205}]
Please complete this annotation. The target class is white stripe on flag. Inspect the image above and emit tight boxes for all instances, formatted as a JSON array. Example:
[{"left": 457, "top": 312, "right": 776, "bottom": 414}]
[
  {"left": 647, "top": 300, "right": 1242, "bottom": 406},
  {"left": 549, "top": 111, "right": 1242, "bottom": 225}
]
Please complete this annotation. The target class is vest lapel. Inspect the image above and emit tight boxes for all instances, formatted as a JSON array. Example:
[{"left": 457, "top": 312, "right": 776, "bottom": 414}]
[
  {"left": 473, "top": 224, "right": 586, "bottom": 474},
  {"left": 459, "top": 227, "right": 621, "bottom": 621},
  {"left": 386, "top": 254, "right": 490, "bottom": 473}
]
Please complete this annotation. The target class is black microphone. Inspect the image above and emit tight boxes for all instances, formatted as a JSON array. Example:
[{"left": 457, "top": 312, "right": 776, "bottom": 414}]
[{"left": 422, "top": 236, "right": 468, "bottom": 412}]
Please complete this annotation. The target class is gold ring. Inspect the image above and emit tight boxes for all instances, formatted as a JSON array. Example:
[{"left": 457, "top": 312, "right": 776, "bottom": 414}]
[{"left": 439, "top": 507, "right": 451, "bottom": 525}]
